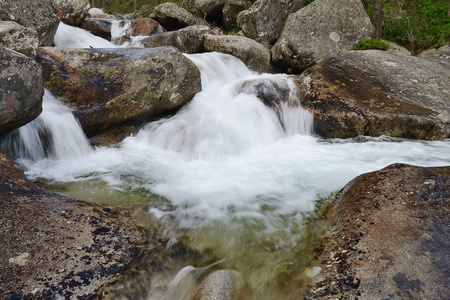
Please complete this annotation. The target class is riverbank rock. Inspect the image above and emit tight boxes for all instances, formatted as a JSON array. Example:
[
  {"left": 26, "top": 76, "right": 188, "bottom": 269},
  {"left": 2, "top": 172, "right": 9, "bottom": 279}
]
[
  {"left": 237, "top": 0, "right": 303, "bottom": 45},
  {"left": 0, "top": 153, "right": 148, "bottom": 299},
  {"left": 222, "top": 0, "right": 253, "bottom": 30},
  {"left": 140, "top": 25, "right": 219, "bottom": 54},
  {"left": 0, "top": 21, "right": 38, "bottom": 57},
  {"left": 153, "top": 2, "right": 208, "bottom": 31},
  {"left": 0, "top": 0, "right": 60, "bottom": 46},
  {"left": 36, "top": 46, "right": 201, "bottom": 138},
  {"left": 0, "top": 46, "right": 43, "bottom": 136},
  {"left": 54, "top": 0, "right": 90, "bottom": 26},
  {"left": 296, "top": 50, "right": 450, "bottom": 140},
  {"left": 306, "top": 164, "right": 450, "bottom": 299},
  {"left": 203, "top": 34, "right": 271, "bottom": 72},
  {"left": 419, "top": 44, "right": 450, "bottom": 59},
  {"left": 130, "top": 18, "right": 163, "bottom": 36},
  {"left": 271, "top": 0, "right": 374, "bottom": 72},
  {"left": 81, "top": 18, "right": 112, "bottom": 40},
  {"left": 182, "top": 0, "right": 226, "bottom": 25}
]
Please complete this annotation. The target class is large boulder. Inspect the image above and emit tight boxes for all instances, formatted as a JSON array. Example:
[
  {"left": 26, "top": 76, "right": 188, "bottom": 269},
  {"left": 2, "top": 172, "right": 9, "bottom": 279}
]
[
  {"left": 0, "top": 0, "right": 60, "bottom": 46},
  {"left": 271, "top": 0, "right": 374, "bottom": 72},
  {"left": 35, "top": 46, "right": 201, "bottom": 138},
  {"left": 203, "top": 34, "right": 271, "bottom": 72},
  {"left": 81, "top": 18, "right": 112, "bottom": 40},
  {"left": 182, "top": 0, "right": 226, "bottom": 25},
  {"left": 0, "top": 153, "right": 148, "bottom": 299},
  {"left": 237, "top": 0, "right": 303, "bottom": 45},
  {"left": 0, "top": 21, "right": 38, "bottom": 57},
  {"left": 0, "top": 46, "right": 43, "bottom": 136},
  {"left": 140, "top": 25, "right": 220, "bottom": 54},
  {"left": 222, "top": 0, "right": 253, "bottom": 30},
  {"left": 153, "top": 2, "right": 208, "bottom": 31},
  {"left": 53, "top": 0, "right": 90, "bottom": 26},
  {"left": 419, "top": 44, "right": 450, "bottom": 59},
  {"left": 296, "top": 50, "right": 450, "bottom": 140},
  {"left": 307, "top": 164, "right": 450, "bottom": 299}
]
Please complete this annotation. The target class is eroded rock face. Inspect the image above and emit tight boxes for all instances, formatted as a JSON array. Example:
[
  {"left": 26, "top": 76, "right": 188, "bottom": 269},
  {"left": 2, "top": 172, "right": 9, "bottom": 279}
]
[
  {"left": 0, "top": 153, "right": 148, "bottom": 299},
  {"left": 0, "top": 46, "right": 43, "bottom": 136},
  {"left": 140, "top": 25, "right": 220, "bottom": 54},
  {"left": 0, "top": 0, "right": 60, "bottom": 46},
  {"left": 237, "top": 0, "right": 303, "bottom": 45},
  {"left": 203, "top": 34, "right": 271, "bottom": 72},
  {"left": 0, "top": 21, "right": 38, "bottom": 57},
  {"left": 153, "top": 2, "right": 208, "bottom": 31},
  {"left": 271, "top": 0, "right": 374, "bottom": 72},
  {"left": 307, "top": 164, "right": 450, "bottom": 299},
  {"left": 53, "top": 0, "right": 90, "bottom": 26},
  {"left": 222, "top": 0, "right": 253, "bottom": 30},
  {"left": 36, "top": 46, "right": 201, "bottom": 138},
  {"left": 182, "top": 0, "right": 226, "bottom": 25},
  {"left": 296, "top": 50, "right": 450, "bottom": 140}
]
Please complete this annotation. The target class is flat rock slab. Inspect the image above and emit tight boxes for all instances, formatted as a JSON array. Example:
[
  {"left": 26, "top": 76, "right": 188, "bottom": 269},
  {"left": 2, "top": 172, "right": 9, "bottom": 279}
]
[
  {"left": 307, "top": 164, "right": 450, "bottom": 299},
  {"left": 297, "top": 50, "right": 450, "bottom": 140},
  {"left": 0, "top": 154, "right": 148, "bottom": 299}
]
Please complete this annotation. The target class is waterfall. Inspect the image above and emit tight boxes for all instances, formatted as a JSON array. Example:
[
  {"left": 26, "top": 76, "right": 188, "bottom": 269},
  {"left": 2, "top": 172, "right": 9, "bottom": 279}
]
[
  {"left": 0, "top": 90, "right": 92, "bottom": 162},
  {"left": 133, "top": 52, "right": 313, "bottom": 159},
  {"left": 54, "top": 21, "right": 117, "bottom": 48}
]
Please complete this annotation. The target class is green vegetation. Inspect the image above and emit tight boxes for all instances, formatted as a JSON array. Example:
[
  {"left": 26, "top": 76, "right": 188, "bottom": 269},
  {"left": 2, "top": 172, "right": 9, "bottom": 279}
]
[
  {"left": 88, "top": 0, "right": 180, "bottom": 15},
  {"left": 352, "top": 38, "right": 390, "bottom": 50},
  {"left": 363, "top": 0, "right": 450, "bottom": 54}
]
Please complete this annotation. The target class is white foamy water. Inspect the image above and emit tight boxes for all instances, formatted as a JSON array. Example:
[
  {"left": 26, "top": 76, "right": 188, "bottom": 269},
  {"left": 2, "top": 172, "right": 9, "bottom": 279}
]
[
  {"left": 1, "top": 90, "right": 92, "bottom": 162},
  {"left": 4, "top": 34, "right": 450, "bottom": 298},
  {"left": 54, "top": 21, "right": 117, "bottom": 48},
  {"left": 17, "top": 53, "right": 450, "bottom": 230}
]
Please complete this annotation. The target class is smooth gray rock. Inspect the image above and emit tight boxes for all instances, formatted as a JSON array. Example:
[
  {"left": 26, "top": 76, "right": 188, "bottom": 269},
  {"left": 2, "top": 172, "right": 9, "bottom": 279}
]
[
  {"left": 296, "top": 50, "right": 450, "bottom": 140},
  {"left": 307, "top": 164, "right": 450, "bottom": 299},
  {"left": 272, "top": 0, "right": 374, "bottom": 72},
  {"left": 35, "top": 46, "right": 201, "bottom": 138},
  {"left": 81, "top": 18, "right": 112, "bottom": 40},
  {"left": 419, "top": 45, "right": 450, "bottom": 59},
  {"left": 222, "top": 0, "right": 253, "bottom": 30},
  {"left": 203, "top": 34, "right": 271, "bottom": 72},
  {"left": 153, "top": 2, "right": 208, "bottom": 31},
  {"left": 140, "top": 25, "right": 220, "bottom": 54},
  {"left": 0, "top": 0, "right": 60, "bottom": 46},
  {"left": 53, "top": 0, "right": 90, "bottom": 26},
  {"left": 0, "top": 46, "right": 43, "bottom": 136},
  {"left": 0, "top": 21, "right": 38, "bottom": 57},
  {"left": 237, "top": 0, "right": 303, "bottom": 45}
]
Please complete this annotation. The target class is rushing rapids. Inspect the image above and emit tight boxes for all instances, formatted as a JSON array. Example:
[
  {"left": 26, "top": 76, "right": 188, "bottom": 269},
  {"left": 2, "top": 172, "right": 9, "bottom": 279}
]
[{"left": 2, "top": 23, "right": 450, "bottom": 299}]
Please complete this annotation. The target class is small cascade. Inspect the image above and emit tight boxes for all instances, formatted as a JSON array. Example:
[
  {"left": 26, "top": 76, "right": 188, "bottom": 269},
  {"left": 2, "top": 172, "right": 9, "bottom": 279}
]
[
  {"left": 131, "top": 53, "right": 314, "bottom": 159},
  {"left": 54, "top": 21, "right": 116, "bottom": 48},
  {"left": 0, "top": 90, "right": 92, "bottom": 161}
]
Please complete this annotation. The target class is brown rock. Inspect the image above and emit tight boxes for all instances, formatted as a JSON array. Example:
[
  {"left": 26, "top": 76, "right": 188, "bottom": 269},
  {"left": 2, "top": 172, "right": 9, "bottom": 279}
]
[
  {"left": 130, "top": 18, "right": 163, "bottom": 36},
  {"left": 306, "top": 164, "right": 450, "bottom": 299},
  {"left": 0, "top": 153, "right": 148, "bottom": 299},
  {"left": 296, "top": 50, "right": 450, "bottom": 140}
]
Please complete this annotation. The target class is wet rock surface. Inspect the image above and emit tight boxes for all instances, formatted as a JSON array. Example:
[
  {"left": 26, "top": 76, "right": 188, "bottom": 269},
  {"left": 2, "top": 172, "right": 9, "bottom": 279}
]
[
  {"left": 140, "top": 25, "right": 220, "bottom": 54},
  {"left": 36, "top": 46, "right": 201, "bottom": 138},
  {"left": 296, "top": 50, "right": 450, "bottom": 140},
  {"left": 0, "top": 153, "right": 148, "bottom": 299},
  {"left": 53, "top": 0, "right": 90, "bottom": 26},
  {"left": 306, "top": 164, "right": 450, "bottom": 299},
  {"left": 0, "top": 46, "right": 43, "bottom": 136}
]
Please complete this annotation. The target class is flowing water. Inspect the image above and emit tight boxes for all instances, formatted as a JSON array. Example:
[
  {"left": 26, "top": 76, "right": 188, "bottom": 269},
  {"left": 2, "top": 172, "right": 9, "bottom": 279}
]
[{"left": 2, "top": 23, "right": 450, "bottom": 299}]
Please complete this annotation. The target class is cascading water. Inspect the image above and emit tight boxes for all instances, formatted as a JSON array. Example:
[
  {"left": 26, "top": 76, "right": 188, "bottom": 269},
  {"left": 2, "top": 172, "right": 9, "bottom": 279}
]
[
  {"left": 4, "top": 22, "right": 450, "bottom": 299},
  {"left": 0, "top": 90, "right": 91, "bottom": 163}
]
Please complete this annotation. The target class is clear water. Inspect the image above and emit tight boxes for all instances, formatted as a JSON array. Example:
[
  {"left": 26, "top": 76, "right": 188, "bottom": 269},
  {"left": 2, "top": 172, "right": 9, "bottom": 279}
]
[{"left": 5, "top": 24, "right": 450, "bottom": 299}]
